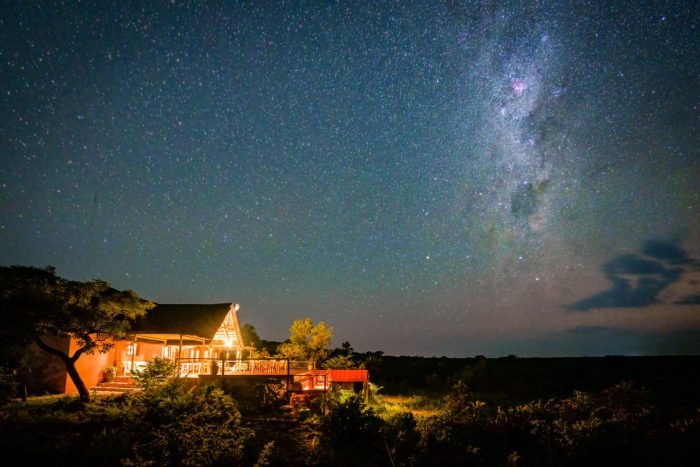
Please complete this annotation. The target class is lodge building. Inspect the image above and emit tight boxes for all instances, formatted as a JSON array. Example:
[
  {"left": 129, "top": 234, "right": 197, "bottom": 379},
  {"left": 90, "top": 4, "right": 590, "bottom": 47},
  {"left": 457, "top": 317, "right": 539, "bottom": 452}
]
[{"left": 28, "top": 303, "right": 368, "bottom": 396}]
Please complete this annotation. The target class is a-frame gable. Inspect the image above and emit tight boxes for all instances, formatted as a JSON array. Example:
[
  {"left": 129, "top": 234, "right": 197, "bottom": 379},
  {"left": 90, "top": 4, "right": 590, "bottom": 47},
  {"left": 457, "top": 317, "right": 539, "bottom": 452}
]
[{"left": 211, "top": 304, "right": 245, "bottom": 349}]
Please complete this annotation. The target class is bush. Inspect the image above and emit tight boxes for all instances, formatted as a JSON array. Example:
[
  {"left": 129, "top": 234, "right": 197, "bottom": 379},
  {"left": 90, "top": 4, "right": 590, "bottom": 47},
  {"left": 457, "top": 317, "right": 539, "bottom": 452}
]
[
  {"left": 381, "top": 412, "right": 419, "bottom": 467},
  {"left": 131, "top": 357, "right": 177, "bottom": 390},
  {"left": 0, "top": 369, "right": 18, "bottom": 404},
  {"left": 124, "top": 380, "right": 254, "bottom": 466},
  {"left": 322, "top": 355, "right": 357, "bottom": 369},
  {"left": 320, "top": 394, "right": 386, "bottom": 466},
  {"left": 223, "top": 381, "right": 287, "bottom": 415}
]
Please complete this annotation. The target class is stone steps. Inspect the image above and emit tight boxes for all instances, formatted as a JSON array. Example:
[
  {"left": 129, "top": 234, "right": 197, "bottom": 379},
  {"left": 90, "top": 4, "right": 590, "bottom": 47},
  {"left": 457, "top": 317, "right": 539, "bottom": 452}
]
[{"left": 91, "top": 377, "right": 140, "bottom": 395}]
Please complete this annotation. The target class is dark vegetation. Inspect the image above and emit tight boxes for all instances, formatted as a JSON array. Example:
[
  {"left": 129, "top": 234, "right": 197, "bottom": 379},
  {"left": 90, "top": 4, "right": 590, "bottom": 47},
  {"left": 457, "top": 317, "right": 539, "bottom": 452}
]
[
  {"left": 368, "top": 354, "right": 700, "bottom": 408},
  {"left": 1, "top": 355, "right": 699, "bottom": 466}
]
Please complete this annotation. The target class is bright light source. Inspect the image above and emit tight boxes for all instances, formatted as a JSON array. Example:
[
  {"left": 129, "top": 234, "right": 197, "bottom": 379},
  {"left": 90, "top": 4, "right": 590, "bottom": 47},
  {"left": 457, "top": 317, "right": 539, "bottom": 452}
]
[{"left": 234, "top": 303, "right": 240, "bottom": 311}]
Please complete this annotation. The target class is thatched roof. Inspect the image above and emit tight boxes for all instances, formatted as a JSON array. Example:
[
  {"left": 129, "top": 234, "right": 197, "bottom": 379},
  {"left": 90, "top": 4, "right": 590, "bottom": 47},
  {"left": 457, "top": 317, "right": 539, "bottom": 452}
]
[{"left": 129, "top": 303, "right": 233, "bottom": 341}]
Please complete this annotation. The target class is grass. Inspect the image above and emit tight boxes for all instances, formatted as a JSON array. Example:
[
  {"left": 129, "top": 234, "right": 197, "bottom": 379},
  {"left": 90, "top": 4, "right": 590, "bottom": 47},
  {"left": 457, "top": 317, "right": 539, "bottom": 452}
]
[{"left": 376, "top": 394, "right": 442, "bottom": 418}]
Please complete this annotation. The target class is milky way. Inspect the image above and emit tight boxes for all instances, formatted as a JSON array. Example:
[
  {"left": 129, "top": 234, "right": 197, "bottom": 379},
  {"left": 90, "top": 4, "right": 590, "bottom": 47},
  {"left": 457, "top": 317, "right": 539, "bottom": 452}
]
[{"left": 1, "top": 1, "right": 699, "bottom": 356}]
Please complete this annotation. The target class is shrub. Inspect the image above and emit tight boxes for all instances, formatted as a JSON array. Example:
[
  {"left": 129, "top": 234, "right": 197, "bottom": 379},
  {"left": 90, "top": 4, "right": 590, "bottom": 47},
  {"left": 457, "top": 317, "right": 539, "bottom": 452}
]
[
  {"left": 322, "top": 355, "right": 357, "bottom": 369},
  {"left": 320, "top": 394, "right": 386, "bottom": 466},
  {"left": 124, "top": 381, "right": 254, "bottom": 466},
  {"left": 131, "top": 357, "right": 177, "bottom": 390},
  {"left": 381, "top": 412, "right": 419, "bottom": 466},
  {"left": 224, "top": 381, "right": 287, "bottom": 415},
  {"left": 0, "top": 369, "right": 18, "bottom": 404}
]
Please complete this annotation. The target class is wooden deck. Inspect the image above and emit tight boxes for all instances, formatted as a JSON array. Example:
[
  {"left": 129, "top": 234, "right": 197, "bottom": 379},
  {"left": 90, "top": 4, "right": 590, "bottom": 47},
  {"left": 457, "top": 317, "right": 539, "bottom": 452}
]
[{"left": 174, "top": 358, "right": 311, "bottom": 378}]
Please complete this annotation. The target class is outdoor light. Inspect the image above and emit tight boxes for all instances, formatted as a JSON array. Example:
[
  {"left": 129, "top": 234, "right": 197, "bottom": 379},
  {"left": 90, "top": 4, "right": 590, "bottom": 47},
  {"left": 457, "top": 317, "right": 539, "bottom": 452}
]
[{"left": 234, "top": 304, "right": 240, "bottom": 311}]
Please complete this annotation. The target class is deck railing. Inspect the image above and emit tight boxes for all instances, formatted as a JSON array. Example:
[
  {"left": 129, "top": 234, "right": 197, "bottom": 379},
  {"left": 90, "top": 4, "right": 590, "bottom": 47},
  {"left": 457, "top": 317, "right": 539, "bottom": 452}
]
[{"left": 174, "top": 358, "right": 312, "bottom": 378}]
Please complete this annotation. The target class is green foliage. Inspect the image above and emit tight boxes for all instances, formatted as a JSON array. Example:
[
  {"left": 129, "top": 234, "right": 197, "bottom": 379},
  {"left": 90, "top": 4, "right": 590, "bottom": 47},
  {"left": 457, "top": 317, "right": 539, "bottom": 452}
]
[
  {"left": 322, "top": 354, "right": 356, "bottom": 369},
  {"left": 327, "top": 388, "right": 357, "bottom": 405},
  {"left": 327, "top": 341, "right": 354, "bottom": 359},
  {"left": 279, "top": 318, "right": 333, "bottom": 365},
  {"left": 125, "top": 381, "right": 254, "bottom": 466},
  {"left": 0, "top": 266, "right": 153, "bottom": 352},
  {"left": 132, "top": 357, "right": 177, "bottom": 390},
  {"left": 367, "top": 382, "right": 383, "bottom": 407},
  {"left": 0, "top": 266, "right": 63, "bottom": 364},
  {"left": 254, "top": 441, "right": 275, "bottom": 467},
  {"left": 222, "top": 380, "right": 287, "bottom": 415},
  {"left": 254, "top": 382, "right": 287, "bottom": 411},
  {"left": 0, "top": 369, "right": 18, "bottom": 404},
  {"left": 320, "top": 394, "right": 386, "bottom": 466},
  {"left": 443, "top": 380, "right": 475, "bottom": 414},
  {"left": 258, "top": 339, "right": 282, "bottom": 356},
  {"left": 1, "top": 380, "right": 699, "bottom": 466},
  {"left": 381, "top": 412, "right": 419, "bottom": 467},
  {"left": 0, "top": 395, "right": 139, "bottom": 465},
  {"left": 241, "top": 323, "right": 262, "bottom": 350}
]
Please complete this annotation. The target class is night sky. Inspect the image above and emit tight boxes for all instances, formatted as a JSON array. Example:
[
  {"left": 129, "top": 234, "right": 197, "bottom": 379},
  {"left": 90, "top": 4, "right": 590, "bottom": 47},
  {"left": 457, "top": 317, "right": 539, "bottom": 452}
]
[{"left": 1, "top": 1, "right": 699, "bottom": 357}]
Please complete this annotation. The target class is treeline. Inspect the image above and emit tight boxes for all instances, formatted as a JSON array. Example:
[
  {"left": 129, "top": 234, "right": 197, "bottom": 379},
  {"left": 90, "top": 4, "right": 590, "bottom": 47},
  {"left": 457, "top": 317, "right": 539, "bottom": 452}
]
[{"left": 365, "top": 355, "right": 700, "bottom": 407}]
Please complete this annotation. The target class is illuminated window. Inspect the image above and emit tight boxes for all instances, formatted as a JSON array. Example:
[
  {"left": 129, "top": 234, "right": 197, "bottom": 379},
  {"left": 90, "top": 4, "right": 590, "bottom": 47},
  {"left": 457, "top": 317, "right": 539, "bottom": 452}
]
[{"left": 126, "top": 343, "right": 136, "bottom": 356}]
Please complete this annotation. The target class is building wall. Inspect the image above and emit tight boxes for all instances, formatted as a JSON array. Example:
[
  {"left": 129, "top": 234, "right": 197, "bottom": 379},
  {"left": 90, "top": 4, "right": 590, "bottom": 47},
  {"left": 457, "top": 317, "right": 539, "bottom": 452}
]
[
  {"left": 65, "top": 340, "right": 109, "bottom": 395},
  {"left": 26, "top": 335, "right": 70, "bottom": 395},
  {"left": 64, "top": 339, "right": 169, "bottom": 393},
  {"left": 29, "top": 337, "right": 214, "bottom": 395},
  {"left": 131, "top": 341, "right": 165, "bottom": 372}
]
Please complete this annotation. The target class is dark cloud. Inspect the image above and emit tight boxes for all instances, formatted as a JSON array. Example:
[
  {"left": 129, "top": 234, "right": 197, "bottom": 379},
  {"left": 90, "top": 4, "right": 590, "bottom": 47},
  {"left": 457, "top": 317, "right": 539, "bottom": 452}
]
[
  {"left": 643, "top": 240, "right": 696, "bottom": 265},
  {"left": 675, "top": 294, "right": 700, "bottom": 305},
  {"left": 571, "top": 240, "right": 700, "bottom": 311}
]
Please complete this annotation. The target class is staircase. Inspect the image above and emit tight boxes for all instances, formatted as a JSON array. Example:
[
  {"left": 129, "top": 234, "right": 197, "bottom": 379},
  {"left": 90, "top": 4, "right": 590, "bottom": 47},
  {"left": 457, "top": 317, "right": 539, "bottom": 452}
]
[{"left": 91, "top": 376, "right": 140, "bottom": 396}]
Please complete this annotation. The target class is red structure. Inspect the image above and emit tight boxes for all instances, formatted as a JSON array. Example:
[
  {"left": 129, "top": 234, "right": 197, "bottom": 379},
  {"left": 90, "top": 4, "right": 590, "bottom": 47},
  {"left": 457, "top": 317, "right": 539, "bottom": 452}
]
[
  {"left": 328, "top": 369, "right": 369, "bottom": 383},
  {"left": 293, "top": 369, "right": 369, "bottom": 400}
]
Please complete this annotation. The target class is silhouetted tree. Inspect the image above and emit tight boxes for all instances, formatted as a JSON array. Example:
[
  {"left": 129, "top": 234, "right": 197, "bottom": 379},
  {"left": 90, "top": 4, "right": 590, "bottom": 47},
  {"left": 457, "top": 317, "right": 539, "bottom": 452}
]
[
  {"left": 241, "top": 323, "right": 262, "bottom": 350},
  {"left": 0, "top": 266, "right": 153, "bottom": 401}
]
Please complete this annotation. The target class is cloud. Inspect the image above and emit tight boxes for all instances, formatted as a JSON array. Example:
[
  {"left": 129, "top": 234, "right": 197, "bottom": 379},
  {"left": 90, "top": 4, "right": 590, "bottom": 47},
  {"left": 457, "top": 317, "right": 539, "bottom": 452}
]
[
  {"left": 675, "top": 294, "right": 700, "bottom": 305},
  {"left": 571, "top": 240, "right": 700, "bottom": 311},
  {"left": 642, "top": 240, "right": 695, "bottom": 265}
]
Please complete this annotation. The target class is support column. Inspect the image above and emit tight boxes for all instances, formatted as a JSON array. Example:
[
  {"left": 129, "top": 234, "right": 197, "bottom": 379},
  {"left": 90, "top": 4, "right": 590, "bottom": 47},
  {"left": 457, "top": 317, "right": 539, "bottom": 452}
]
[
  {"left": 286, "top": 358, "right": 291, "bottom": 391},
  {"left": 131, "top": 337, "right": 136, "bottom": 374},
  {"left": 178, "top": 334, "right": 183, "bottom": 377}
]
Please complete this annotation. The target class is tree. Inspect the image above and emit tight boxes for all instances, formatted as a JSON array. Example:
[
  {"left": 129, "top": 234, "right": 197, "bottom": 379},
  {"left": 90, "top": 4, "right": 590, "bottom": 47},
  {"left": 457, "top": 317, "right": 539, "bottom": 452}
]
[
  {"left": 0, "top": 266, "right": 153, "bottom": 401},
  {"left": 340, "top": 341, "right": 353, "bottom": 355},
  {"left": 278, "top": 318, "right": 332, "bottom": 368},
  {"left": 240, "top": 323, "right": 262, "bottom": 350},
  {"left": 329, "top": 341, "right": 354, "bottom": 359},
  {"left": 321, "top": 354, "right": 356, "bottom": 369}
]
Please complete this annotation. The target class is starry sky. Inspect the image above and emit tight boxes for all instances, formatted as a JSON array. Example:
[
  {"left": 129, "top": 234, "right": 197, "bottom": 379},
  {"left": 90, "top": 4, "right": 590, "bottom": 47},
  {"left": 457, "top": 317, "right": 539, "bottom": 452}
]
[{"left": 1, "top": 1, "right": 699, "bottom": 357}]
